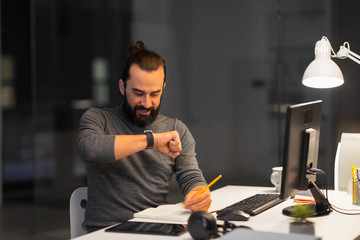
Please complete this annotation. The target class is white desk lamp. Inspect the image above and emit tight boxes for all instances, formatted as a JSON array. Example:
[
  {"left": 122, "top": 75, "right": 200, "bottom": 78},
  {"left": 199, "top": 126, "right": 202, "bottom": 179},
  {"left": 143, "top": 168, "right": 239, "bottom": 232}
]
[{"left": 302, "top": 36, "right": 360, "bottom": 89}]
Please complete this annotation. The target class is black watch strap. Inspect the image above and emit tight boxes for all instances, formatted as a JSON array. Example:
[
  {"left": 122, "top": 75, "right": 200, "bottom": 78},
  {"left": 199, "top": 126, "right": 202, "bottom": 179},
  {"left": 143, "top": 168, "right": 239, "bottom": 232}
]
[{"left": 144, "top": 130, "right": 154, "bottom": 149}]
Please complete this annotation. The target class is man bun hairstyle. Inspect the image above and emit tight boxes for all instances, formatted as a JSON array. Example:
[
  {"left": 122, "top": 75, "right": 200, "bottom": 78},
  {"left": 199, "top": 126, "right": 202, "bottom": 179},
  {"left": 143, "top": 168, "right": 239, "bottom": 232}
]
[
  {"left": 121, "top": 40, "right": 166, "bottom": 85},
  {"left": 128, "top": 40, "right": 147, "bottom": 55}
]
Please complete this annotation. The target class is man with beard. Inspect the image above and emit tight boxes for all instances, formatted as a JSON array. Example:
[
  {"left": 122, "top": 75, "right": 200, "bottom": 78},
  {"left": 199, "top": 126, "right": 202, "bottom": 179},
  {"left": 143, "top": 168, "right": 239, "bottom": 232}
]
[{"left": 77, "top": 40, "right": 212, "bottom": 232}]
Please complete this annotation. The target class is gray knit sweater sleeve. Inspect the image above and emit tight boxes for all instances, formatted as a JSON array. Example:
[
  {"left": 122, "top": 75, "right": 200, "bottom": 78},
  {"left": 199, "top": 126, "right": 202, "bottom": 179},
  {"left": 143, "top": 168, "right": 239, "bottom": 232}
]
[
  {"left": 173, "top": 119, "right": 208, "bottom": 196},
  {"left": 77, "top": 107, "right": 116, "bottom": 163}
]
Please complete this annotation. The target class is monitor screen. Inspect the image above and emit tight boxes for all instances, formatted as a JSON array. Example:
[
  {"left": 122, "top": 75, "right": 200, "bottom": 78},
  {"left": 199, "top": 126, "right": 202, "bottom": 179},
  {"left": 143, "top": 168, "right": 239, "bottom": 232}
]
[{"left": 279, "top": 100, "right": 331, "bottom": 216}]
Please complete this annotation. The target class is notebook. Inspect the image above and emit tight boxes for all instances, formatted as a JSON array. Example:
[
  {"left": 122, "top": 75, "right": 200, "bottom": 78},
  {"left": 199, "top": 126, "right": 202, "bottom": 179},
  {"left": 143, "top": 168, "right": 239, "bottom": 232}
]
[{"left": 133, "top": 203, "right": 191, "bottom": 222}]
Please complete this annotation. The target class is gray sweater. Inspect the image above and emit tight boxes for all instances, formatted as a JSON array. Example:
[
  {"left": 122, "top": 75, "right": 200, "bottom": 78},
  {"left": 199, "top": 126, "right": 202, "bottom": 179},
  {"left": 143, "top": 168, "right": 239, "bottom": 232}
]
[{"left": 77, "top": 105, "right": 207, "bottom": 229}]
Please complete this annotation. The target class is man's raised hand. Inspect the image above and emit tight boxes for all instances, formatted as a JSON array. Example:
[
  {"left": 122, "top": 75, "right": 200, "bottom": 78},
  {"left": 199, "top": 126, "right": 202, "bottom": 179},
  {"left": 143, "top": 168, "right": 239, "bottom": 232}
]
[{"left": 154, "top": 131, "right": 182, "bottom": 158}]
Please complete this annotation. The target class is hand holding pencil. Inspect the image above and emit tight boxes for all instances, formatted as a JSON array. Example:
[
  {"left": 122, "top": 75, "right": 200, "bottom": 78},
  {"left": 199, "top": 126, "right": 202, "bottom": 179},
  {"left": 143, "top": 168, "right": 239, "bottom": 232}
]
[{"left": 183, "top": 175, "right": 222, "bottom": 211}]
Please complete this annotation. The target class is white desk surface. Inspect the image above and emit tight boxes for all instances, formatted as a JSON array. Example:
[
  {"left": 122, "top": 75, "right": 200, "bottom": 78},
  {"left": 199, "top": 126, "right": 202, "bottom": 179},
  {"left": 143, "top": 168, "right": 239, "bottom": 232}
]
[{"left": 73, "top": 185, "right": 360, "bottom": 240}]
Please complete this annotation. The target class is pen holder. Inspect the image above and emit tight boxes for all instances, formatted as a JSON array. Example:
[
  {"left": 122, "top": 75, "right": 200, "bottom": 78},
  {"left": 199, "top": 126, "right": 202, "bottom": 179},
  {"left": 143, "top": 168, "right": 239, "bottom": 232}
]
[{"left": 352, "top": 181, "right": 360, "bottom": 205}]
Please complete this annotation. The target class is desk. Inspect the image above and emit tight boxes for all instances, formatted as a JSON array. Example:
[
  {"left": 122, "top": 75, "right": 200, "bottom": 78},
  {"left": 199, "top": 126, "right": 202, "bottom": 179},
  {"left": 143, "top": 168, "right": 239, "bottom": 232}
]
[{"left": 73, "top": 185, "right": 360, "bottom": 240}]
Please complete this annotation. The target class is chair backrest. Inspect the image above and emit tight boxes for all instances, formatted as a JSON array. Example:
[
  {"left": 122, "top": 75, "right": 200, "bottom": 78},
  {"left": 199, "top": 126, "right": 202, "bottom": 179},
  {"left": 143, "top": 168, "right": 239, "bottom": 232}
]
[
  {"left": 334, "top": 133, "right": 360, "bottom": 192},
  {"left": 70, "top": 187, "right": 88, "bottom": 239}
]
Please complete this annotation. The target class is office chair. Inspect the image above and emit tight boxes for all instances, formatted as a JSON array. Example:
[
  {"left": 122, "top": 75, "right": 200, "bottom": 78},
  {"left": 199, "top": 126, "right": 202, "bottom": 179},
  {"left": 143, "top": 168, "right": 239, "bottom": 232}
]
[
  {"left": 334, "top": 133, "right": 360, "bottom": 192},
  {"left": 70, "top": 187, "right": 88, "bottom": 239}
]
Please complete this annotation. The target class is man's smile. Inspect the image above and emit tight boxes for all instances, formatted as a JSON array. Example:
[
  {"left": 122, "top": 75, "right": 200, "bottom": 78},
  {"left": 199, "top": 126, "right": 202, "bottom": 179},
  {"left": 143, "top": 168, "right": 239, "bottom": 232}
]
[{"left": 137, "top": 109, "right": 150, "bottom": 116}]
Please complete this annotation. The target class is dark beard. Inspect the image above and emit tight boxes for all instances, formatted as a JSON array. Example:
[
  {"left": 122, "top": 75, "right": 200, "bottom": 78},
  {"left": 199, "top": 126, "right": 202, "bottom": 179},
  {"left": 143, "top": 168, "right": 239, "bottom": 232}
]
[{"left": 122, "top": 94, "right": 161, "bottom": 128}]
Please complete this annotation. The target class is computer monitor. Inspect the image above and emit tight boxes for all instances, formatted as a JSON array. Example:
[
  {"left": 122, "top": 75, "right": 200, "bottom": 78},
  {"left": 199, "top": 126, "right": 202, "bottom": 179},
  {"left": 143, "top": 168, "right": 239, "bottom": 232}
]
[{"left": 279, "top": 100, "right": 331, "bottom": 217}]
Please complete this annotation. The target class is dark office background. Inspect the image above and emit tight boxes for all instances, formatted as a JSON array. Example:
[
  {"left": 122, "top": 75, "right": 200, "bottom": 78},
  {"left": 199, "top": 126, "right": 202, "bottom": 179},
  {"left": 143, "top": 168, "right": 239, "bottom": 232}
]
[{"left": 1, "top": 0, "right": 360, "bottom": 239}]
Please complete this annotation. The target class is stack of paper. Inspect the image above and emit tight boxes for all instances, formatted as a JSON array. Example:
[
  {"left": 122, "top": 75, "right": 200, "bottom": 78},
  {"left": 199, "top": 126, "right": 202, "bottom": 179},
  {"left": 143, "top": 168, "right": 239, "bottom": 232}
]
[{"left": 293, "top": 195, "right": 315, "bottom": 203}]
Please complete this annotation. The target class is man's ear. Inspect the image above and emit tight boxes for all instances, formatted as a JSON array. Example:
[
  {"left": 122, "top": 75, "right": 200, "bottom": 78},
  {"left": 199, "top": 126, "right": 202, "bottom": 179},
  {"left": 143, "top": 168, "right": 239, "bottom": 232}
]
[
  {"left": 163, "top": 82, "right": 166, "bottom": 89},
  {"left": 119, "top": 79, "right": 125, "bottom": 95}
]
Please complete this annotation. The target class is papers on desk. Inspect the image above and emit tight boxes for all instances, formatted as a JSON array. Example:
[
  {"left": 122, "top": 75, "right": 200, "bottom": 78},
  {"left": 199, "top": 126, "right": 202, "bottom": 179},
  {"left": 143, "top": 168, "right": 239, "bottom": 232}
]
[{"left": 133, "top": 203, "right": 191, "bottom": 222}]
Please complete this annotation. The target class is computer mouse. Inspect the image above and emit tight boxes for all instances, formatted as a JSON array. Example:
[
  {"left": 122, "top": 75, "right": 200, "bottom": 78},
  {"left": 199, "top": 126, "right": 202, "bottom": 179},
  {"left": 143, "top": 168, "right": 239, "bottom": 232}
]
[{"left": 216, "top": 210, "right": 250, "bottom": 221}]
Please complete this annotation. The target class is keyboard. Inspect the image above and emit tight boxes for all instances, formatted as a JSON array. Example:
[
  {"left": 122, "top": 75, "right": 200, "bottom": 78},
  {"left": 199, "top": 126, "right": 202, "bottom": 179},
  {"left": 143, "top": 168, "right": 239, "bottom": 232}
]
[{"left": 216, "top": 193, "right": 283, "bottom": 216}]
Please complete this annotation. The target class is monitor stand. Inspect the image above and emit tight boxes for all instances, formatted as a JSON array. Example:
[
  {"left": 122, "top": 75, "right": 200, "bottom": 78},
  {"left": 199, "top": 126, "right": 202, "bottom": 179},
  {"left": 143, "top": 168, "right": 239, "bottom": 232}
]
[{"left": 282, "top": 181, "right": 332, "bottom": 217}]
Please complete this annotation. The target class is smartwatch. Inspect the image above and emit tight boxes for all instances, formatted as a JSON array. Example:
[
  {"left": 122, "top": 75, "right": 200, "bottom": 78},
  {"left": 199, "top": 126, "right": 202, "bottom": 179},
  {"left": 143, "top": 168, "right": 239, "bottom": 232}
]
[{"left": 144, "top": 130, "right": 154, "bottom": 149}]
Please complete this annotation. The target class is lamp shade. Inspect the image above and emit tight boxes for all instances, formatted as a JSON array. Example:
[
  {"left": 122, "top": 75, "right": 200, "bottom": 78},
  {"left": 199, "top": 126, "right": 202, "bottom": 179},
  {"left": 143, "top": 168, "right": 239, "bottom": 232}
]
[{"left": 302, "top": 38, "right": 344, "bottom": 89}]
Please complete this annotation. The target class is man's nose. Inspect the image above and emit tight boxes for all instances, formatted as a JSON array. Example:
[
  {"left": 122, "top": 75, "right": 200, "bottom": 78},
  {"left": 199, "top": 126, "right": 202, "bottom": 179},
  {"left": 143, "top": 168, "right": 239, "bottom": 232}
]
[{"left": 141, "top": 95, "right": 152, "bottom": 109}]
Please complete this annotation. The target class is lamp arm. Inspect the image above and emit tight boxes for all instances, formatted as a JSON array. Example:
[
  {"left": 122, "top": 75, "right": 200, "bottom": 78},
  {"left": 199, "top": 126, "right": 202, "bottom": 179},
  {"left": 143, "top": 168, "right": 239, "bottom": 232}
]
[
  {"left": 336, "top": 42, "right": 360, "bottom": 64},
  {"left": 347, "top": 50, "right": 360, "bottom": 64}
]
